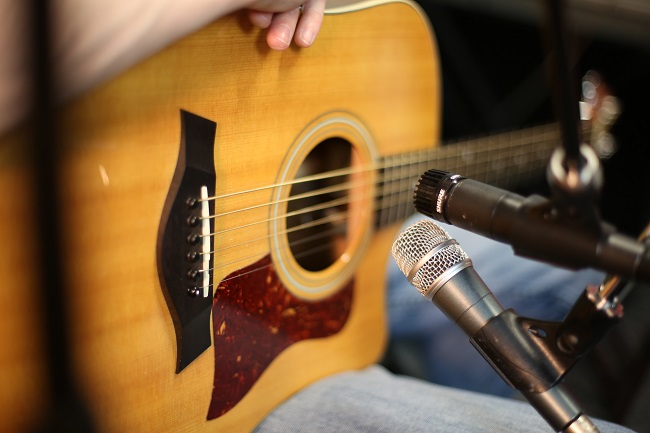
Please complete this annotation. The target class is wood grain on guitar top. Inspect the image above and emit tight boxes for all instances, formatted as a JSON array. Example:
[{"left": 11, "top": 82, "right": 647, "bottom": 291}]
[{"left": 0, "top": 1, "right": 440, "bottom": 432}]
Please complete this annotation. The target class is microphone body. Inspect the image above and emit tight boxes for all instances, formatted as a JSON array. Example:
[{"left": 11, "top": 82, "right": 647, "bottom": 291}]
[
  {"left": 391, "top": 220, "right": 598, "bottom": 432},
  {"left": 390, "top": 217, "right": 504, "bottom": 334},
  {"left": 414, "top": 169, "right": 650, "bottom": 283}
]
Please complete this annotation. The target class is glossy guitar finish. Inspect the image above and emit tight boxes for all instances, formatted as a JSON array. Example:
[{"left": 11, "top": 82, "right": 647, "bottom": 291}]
[
  {"left": 0, "top": 1, "right": 440, "bottom": 432},
  {"left": 2, "top": 0, "right": 593, "bottom": 430}
]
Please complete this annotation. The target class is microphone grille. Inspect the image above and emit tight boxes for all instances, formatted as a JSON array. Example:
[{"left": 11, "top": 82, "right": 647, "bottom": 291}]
[
  {"left": 413, "top": 169, "right": 448, "bottom": 218},
  {"left": 391, "top": 219, "right": 470, "bottom": 299}
]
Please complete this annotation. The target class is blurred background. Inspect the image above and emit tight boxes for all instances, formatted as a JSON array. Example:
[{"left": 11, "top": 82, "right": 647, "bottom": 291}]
[{"left": 382, "top": 1, "right": 650, "bottom": 431}]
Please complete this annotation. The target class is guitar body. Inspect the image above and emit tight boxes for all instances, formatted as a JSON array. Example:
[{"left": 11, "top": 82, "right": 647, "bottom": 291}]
[{"left": 0, "top": 1, "right": 440, "bottom": 432}]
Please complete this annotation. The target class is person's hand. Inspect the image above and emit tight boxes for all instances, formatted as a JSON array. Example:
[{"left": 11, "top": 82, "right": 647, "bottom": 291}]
[{"left": 247, "top": 0, "right": 327, "bottom": 50}]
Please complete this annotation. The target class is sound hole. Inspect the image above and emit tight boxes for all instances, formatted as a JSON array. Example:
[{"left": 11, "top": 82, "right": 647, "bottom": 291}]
[{"left": 286, "top": 138, "right": 353, "bottom": 272}]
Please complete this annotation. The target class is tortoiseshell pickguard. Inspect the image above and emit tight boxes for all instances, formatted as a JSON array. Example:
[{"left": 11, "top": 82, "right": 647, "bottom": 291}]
[{"left": 207, "top": 254, "right": 353, "bottom": 419}]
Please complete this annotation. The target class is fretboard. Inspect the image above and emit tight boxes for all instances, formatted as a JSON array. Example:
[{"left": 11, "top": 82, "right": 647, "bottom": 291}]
[{"left": 375, "top": 122, "right": 566, "bottom": 228}]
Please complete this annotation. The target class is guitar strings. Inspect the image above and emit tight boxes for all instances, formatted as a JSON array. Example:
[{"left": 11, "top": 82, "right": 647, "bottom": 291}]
[
  {"left": 201, "top": 157, "right": 550, "bottom": 288},
  {"left": 200, "top": 121, "right": 597, "bottom": 290},
  {"left": 207, "top": 223, "right": 349, "bottom": 281},
  {"left": 201, "top": 149, "right": 550, "bottom": 286},
  {"left": 198, "top": 125, "right": 557, "bottom": 231},
  {"left": 205, "top": 142, "right": 545, "bottom": 256},
  {"left": 201, "top": 129, "right": 554, "bottom": 246},
  {"left": 197, "top": 123, "right": 562, "bottom": 286},
  {"left": 198, "top": 126, "right": 556, "bottom": 273},
  {"left": 201, "top": 144, "right": 549, "bottom": 282},
  {"left": 198, "top": 122, "right": 560, "bottom": 205},
  {"left": 200, "top": 177, "right": 376, "bottom": 221},
  {"left": 207, "top": 233, "right": 347, "bottom": 286}
]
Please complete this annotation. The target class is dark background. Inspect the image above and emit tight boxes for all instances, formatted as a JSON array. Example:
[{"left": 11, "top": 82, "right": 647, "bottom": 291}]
[
  {"left": 410, "top": 1, "right": 650, "bottom": 431},
  {"left": 417, "top": 0, "right": 650, "bottom": 236}
]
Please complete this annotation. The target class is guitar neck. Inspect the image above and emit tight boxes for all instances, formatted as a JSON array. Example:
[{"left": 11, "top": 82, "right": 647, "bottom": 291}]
[{"left": 376, "top": 121, "right": 569, "bottom": 228}]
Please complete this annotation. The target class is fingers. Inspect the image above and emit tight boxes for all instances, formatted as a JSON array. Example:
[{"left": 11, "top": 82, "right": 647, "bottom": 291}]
[
  {"left": 248, "top": 0, "right": 327, "bottom": 50},
  {"left": 294, "top": 0, "right": 325, "bottom": 48},
  {"left": 265, "top": 8, "right": 301, "bottom": 50},
  {"left": 247, "top": 10, "right": 273, "bottom": 29}
]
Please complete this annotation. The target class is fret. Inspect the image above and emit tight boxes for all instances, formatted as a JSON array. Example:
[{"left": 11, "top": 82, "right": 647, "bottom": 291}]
[
  {"left": 392, "top": 155, "right": 405, "bottom": 222},
  {"left": 398, "top": 152, "right": 416, "bottom": 221},
  {"left": 390, "top": 153, "right": 402, "bottom": 223},
  {"left": 375, "top": 156, "right": 390, "bottom": 228}
]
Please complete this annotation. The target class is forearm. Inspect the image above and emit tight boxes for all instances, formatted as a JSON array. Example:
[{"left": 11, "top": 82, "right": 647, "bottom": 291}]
[
  {"left": 0, "top": 0, "right": 318, "bottom": 135},
  {"left": 51, "top": 0, "right": 252, "bottom": 103},
  {"left": 1, "top": 0, "right": 249, "bottom": 134}
]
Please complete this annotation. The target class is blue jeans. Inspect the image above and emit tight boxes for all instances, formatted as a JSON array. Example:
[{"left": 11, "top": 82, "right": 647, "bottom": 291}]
[
  {"left": 253, "top": 216, "right": 630, "bottom": 432},
  {"left": 255, "top": 365, "right": 632, "bottom": 432}
]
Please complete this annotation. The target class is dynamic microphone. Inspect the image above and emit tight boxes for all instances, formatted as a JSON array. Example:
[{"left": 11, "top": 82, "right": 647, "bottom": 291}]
[
  {"left": 413, "top": 169, "right": 650, "bottom": 284},
  {"left": 391, "top": 219, "right": 599, "bottom": 433}
]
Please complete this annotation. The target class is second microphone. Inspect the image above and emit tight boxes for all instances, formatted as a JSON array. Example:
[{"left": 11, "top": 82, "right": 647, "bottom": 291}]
[{"left": 413, "top": 169, "right": 650, "bottom": 283}]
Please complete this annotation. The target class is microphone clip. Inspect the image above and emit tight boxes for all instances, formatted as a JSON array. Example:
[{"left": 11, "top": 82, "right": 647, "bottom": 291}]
[
  {"left": 546, "top": 143, "right": 604, "bottom": 230},
  {"left": 470, "top": 303, "right": 621, "bottom": 432}
]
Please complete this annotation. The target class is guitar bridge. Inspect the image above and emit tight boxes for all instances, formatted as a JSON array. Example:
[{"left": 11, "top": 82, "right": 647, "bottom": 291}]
[{"left": 157, "top": 110, "right": 216, "bottom": 373}]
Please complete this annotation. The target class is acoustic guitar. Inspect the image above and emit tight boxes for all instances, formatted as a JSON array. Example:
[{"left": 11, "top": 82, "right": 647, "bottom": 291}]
[{"left": 0, "top": 1, "right": 584, "bottom": 431}]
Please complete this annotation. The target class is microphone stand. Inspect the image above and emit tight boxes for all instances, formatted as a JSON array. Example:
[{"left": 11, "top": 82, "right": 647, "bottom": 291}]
[
  {"left": 470, "top": 1, "right": 644, "bottom": 431},
  {"left": 468, "top": 229, "right": 650, "bottom": 432},
  {"left": 543, "top": 0, "right": 603, "bottom": 231},
  {"left": 539, "top": 0, "right": 636, "bottom": 385}
]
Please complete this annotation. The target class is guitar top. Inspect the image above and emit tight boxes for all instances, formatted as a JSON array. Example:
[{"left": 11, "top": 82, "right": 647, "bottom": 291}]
[{"left": 0, "top": 1, "right": 440, "bottom": 432}]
